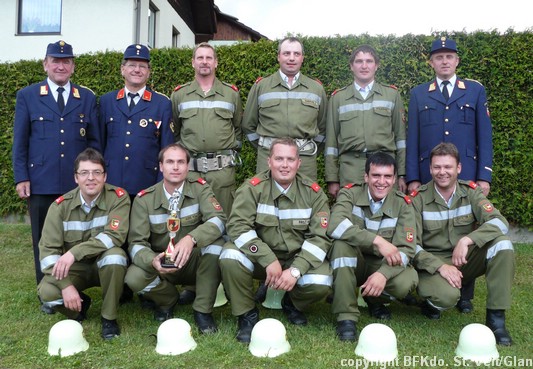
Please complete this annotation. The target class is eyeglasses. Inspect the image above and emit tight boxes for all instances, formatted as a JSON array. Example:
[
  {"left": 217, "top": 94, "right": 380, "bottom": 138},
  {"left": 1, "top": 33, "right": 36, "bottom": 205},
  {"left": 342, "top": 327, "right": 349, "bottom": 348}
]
[
  {"left": 125, "top": 63, "right": 149, "bottom": 70},
  {"left": 76, "top": 170, "right": 105, "bottom": 178}
]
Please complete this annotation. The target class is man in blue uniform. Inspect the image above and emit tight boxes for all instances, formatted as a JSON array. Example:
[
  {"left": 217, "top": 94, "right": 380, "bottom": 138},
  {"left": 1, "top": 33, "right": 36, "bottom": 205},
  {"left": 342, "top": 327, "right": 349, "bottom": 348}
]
[
  {"left": 98, "top": 44, "right": 174, "bottom": 198},
  {"left": 406, "top": 36, "right": 493, "bottom": 311},
  {"left": 12, "top": 40, "right": 100, "bottom": 312}
]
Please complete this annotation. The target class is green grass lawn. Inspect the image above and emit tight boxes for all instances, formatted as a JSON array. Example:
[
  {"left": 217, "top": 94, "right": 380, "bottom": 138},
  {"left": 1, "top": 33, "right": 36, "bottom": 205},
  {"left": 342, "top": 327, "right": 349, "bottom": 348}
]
[{"left": 0, "top": 223, "right": 532, "bottom": 369}]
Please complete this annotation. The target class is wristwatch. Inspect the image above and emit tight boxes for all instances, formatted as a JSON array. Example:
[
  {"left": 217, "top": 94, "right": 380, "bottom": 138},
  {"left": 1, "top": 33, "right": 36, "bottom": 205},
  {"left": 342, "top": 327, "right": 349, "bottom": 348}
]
[
  {"left": 290, "top": 267, "right": 301, "bottom": 280},
  {"left": 188, "top": 234, "right": 197, "bottom": 245}
]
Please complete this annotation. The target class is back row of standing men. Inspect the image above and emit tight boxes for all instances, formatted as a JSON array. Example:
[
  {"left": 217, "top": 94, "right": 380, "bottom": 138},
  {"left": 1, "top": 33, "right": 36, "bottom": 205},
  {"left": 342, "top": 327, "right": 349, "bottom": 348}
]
[{"left": 12, "top": 37, "right": 511, "bottom": 345}]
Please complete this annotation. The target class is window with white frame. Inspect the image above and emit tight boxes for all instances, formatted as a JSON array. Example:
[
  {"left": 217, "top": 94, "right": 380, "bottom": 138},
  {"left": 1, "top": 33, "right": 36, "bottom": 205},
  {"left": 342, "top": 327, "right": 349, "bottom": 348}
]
[
  {"left": 147, "top": 3, "right": 158, "bottom": 48},
  {"left": 172, "top": 27, "right": 180, "bottom": 48},
  {"left": 18, "top": 0, "right": 62, "bottom": 34}
]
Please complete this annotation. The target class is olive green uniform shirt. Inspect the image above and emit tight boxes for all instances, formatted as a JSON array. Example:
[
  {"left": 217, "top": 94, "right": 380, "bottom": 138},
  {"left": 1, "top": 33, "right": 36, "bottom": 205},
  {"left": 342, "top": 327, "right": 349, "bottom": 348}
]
[{"left": 325, "top": 82, "right": 406, "bottom": 184}]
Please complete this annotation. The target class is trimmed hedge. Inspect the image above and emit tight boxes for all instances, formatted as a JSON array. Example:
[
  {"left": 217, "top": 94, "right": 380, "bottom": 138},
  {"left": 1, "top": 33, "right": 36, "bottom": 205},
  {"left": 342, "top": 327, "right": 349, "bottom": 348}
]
[{"left": 1, "top": 31, "right": 531, "bottom": 227}]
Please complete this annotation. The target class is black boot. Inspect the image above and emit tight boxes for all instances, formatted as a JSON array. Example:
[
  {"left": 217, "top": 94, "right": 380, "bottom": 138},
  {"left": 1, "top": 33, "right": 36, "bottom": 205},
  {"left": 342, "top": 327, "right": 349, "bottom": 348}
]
[
  {"left": 486, "top": 309, "right": 512, "bottom": 346},
  {"left": 236, "top": 307, "right": 259, "bottom": 343}
]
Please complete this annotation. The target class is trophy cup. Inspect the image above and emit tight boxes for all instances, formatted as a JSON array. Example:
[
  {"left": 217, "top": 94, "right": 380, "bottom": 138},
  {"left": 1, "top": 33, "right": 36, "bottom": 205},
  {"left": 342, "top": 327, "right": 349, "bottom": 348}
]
[{"left": 162, "top": 190, "right": 181, "bottom": 268}]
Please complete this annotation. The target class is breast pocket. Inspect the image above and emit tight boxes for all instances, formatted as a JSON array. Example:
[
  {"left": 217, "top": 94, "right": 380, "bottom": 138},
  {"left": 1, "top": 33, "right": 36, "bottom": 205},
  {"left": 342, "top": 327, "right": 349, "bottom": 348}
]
[
  {"left": 339, "top": 110, "right": 360, "bottom": 140},
  {"left": 31, "top": 113, "right": 57, "bottom": 139},
  {"left": 457, "top": 101, "right": 477, "bottom": 124},
  {"left": 418, "top": 103, "right": 438, "bottom": 127}
]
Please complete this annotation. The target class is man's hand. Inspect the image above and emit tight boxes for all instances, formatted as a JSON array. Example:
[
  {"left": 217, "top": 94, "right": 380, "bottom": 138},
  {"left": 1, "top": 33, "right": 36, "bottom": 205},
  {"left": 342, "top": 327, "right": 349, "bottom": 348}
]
[
  {"left": 437, "top": 264, "right": 463, "bottom": 288},
  {"left": 16, "top": 181, "right": 31, "bottom": 199},
  {"left": 476, "top": 180, "right": 491, "bottom": 197},
  {"left": 152, "top": 252, "right": 176, "bottom": 274},
  {"left": 272, "top": 268, "right": 298, "bottom": 292},
  {"left": 452, "top": 236, "right": 472, "bottom": 267},
  {"left": 328, "top": 182, "right": 341, "bottom": 198},
  {"left": 265, "top": 260, "right": 283, "bottom": 288},
  {"left": 61, "top": 285, "right": 82, "bottom": 312},
  {"left": 52, "top": 251, "right": 75, "bottom": 280},
  {"left": 374, "top": 236, "right": 403, "bottom": 266},
  {"left": 398, "top": 177, "right": 407, "bottom": 193},
  {"left": 172, "top": 235, "right": 195, "bottom": 269},
  {"left": 407, "top": 180, "right": 421, "bottom": 194},
  {"left": 361, "top": 272, "right": 387, "bottom": 297}
]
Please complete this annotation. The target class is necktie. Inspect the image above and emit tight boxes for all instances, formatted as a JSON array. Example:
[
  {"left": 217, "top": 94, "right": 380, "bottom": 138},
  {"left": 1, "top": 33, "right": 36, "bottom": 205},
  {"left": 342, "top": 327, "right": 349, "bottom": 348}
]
[
  {"left": 128, "top": 92, "right": 139, "bottom": 111},
  {"left": 441, "top": 80, "right": 450, "bottom": 101},
  {"left": 57, "top": 87, "right": 65, "bottom": 112}
]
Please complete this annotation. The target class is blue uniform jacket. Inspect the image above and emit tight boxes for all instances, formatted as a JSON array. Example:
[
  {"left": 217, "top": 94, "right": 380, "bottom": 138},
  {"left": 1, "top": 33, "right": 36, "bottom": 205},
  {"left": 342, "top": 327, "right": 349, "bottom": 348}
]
[
  {"left": 98, "top": 88, "right": 173, "bottom": 195},
  {"left": 12, "top": 80, "right": 100, "bottom": 194},
  {"left": 406, "top": 78, "right": 492, "bottom": 184}
]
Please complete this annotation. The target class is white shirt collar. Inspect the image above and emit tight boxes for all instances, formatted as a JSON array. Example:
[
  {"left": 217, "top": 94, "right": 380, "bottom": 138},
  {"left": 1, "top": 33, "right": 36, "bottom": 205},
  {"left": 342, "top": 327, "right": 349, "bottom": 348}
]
[
  {"left": 47, "top": 78, "right": 71, "bottom": 99},
  {"left": 434, "top": 183, "right": 456, "bottom": 207},
  {"left": 436, "top": 74, "right": 457, "bottom": 89},
  {"left": 274, "top": 180, "right": 292, "bottom": 195},
  {"left": 79, "top": 192, "right": 100, "bottom": 214},
  {"left": 368, "top": 189, "right": 385, "bottom": 214},
  {"left": 279, "top": 70, "right": 300, "bottom": 88}
]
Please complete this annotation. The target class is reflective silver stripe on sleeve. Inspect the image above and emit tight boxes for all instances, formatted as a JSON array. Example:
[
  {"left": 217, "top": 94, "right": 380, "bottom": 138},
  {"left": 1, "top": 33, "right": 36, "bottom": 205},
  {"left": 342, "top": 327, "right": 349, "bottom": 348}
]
[
  {"left": 247, "top": 132, "right": 259, "bottom": 141},
  {"left": 302, "top": 240, "right": 326, "bottom": 262},
  {"left": 234, "top": 229, "right": 258, "bottom": 249},
  {"left": 399, "top": 251, "right": 409, "bottom": 267},
  {"left": 220, "top": 248, "right": 254, "bottom": 272},
  {"left": 314, "top": 134, "right": 325, "bottom": 143},
  {"left": 330, "top": 218, "right": 353, "bottom": 239},
  {"left": 415, "top": 245, "right": 424, "bottom": 255},
  {"left": 179, "top": 100, "right": 235, "bottom": 112},
  {"left": 297, "top": 274, "right": 333, "bottom": 287},
  {"left": 422, "top": 205, "right": 472, "bottom": 221},
  {"left": 40, "top": 254, "right": 60, "bottom": 271},
  {"left": 97, "top": 254, "right": 128, "bottom": 268},
  {"left": 258, "top": 91, "right": 322, "bottom": 105},
  {"left": 325, "top": 147, "right": 339, "bottom": 157},
  {"left": 95, "top": 232, "right": 114, "bottom": 249},
  {"left": 63, "top": 215, "right": 108, "bottom": 231},
  {"left": 130, "top": 244, "right": 148, "bottom": 260},
  {"left": 331, "top": 256, "right": 357, "bottom": 270},
  {"left": 207, "top": 217, "right": 225, "bottom": 234},
  {"left": 181, "top": 204, "right": 200, "bottom": 218},
  {"left": 42, "top": 299, "right": 64, "bottom": 309},
  {"left": 141, "top": 276, "right": 162, "bottom": 293},
  {"left": 486, "top": 218, "right": 509, "bottom": 235},
  {"left": 201, "top": 244, "right": 223, "bottom": 256},
  {"left": 149, "top": 213, "right": 167, "bottom": 225},
  {"left": 396, "top": 140, "right": 406, "bottom": 149},
  {"left": 486, "top": 240, "right": 514, "bottom": 260}
]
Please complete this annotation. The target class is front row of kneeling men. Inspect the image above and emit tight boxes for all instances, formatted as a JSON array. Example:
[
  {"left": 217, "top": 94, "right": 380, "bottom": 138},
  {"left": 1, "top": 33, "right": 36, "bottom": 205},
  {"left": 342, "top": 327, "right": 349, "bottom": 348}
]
[{"left": 38, "top": 138, "right": 515, "bottom": 347}]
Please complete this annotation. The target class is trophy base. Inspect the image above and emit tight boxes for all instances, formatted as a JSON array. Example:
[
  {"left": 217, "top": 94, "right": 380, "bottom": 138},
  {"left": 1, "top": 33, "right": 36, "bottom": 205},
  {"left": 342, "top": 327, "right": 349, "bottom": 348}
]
[{"left": 161, "top": 256, "right": 177, "bottom": 268}]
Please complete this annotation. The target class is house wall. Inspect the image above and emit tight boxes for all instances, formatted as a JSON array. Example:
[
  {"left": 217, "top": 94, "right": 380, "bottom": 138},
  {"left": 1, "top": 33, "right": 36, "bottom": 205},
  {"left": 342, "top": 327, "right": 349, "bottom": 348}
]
[{"left": 2, "top": 0, "right": 196, "bottom": 63}]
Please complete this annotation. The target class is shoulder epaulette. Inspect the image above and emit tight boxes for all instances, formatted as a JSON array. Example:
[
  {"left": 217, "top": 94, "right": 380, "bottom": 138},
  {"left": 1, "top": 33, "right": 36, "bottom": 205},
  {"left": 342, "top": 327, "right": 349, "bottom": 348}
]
[
  {"left": 331, "top": 89, "right": 340, "bottom": 96},
  {"left": 311, "top": 182, "right": 321, "bottom": 193},
  {"left": 152, "top": 90, "right": 170, "bottom": 99},
  {"left": 464, "top": 78, "right": 483, "bottom": 86},
  {"left": 78, "top": 84, "right": 95, "bottom": 95},
  {"left": 249, "top": 177, "right": 262, "bottom": 186},
  {"left": 222, "top": 81, "right": 239, "bottom": 92},
  {"left": 197, "top": 178, "right": 207, "bottom": 185},
  {"left": 137, "top": 189, "right": 147, "bottom": 197},
  {"left": 115, "top": 187, "right": 126, "bottom": 197},
  {"left": 173, "top": 82, "right": 191, "bottom": 91},
  {"left": 343, "top": 183, "right": 355, "bottom": 189},
  {"left": 55, "top": 196, "right": 65, "bottom": 204},
  {"left": 314, "top": 78, "right": 323, "bottom": 85},
  {"left": 468, "top": 181, "right": 478, "bottom": 189},
  {"left": 255, "top": 77, "right": 264, "bottom": 84},
  {"left": 389, "top": 84, "right": 398, "bottom": 90}
]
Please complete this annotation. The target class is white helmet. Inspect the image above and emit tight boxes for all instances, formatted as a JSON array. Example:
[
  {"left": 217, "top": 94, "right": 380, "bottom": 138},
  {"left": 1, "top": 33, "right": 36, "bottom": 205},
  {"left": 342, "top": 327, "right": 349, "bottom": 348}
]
[
  {"left": 261, "top": 287, "right": 285, "bottom": 309},
  {"left": 249, "top": 318, "right": 291, "bottom": 358},
  {"left": 213, "top": 283, "right": 228, "bottom": 308},
  {"left": 355, "top": 323, "right": 397, "bottom": 362},
  {"left": 48, "top": 320, "right": 89, "bottom": 357},
  {"left": 455, "top": 323, "right": 499, "bottom": 364},
  {"left": 155, "top": 318, "right": 197, "bottom": 355}
]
